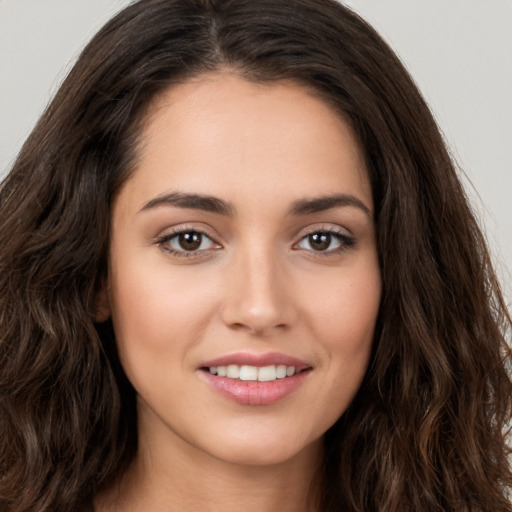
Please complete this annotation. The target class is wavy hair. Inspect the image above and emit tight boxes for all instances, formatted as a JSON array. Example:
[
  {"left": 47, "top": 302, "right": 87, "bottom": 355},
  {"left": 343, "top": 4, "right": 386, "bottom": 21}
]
[{"left": 0, "top": 1, "right": 511, "bottom": 510}]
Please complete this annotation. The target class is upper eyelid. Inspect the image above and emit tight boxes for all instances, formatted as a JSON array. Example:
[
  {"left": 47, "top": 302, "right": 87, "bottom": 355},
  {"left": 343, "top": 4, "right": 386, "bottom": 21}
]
[
  {"left": 155, "top": 224, "right": 219, "bottom": 241},
  {"left": 154, "top": 222, "right": 353, "bottom": 245},
  {"left": 294, "top": 229, "right": 354, "bottom": 246},
  {"left": 295, "top": 223, "right": 352, "bottom": 238},
  {"left": 155, "top": 228, "right": 221, "bottom": 258}
]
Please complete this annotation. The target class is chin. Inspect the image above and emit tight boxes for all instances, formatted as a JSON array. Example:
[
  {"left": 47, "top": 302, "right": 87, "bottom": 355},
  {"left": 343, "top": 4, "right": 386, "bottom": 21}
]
[{"left": 202, "top": 429, "right": 322, "bottom": 468}]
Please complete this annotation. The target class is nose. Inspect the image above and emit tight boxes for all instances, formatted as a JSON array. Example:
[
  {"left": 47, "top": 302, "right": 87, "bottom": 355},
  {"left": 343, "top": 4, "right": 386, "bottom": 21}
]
[{"left": 219, "top": 244, "right": 296, "bottom": 336}]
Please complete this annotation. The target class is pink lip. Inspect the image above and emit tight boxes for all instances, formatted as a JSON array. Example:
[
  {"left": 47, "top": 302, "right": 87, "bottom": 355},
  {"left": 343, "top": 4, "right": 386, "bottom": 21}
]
[
  {"left": 198, "top": 352, "right": 312, "bottom": 406},
  {"left": 200, "top": 370, "right": 311, "bottom": 405},
  {"left": 200, "top": 352, "right": 310, "bottom": 369}
]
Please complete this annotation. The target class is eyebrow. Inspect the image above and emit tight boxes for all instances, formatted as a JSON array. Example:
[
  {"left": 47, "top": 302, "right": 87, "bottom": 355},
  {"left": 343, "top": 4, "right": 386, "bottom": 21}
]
[
  {"left": 289, "top": 194, "right": 372, "bottom": 218},
  {"left": 139, "top": 192, "right": 234, "bottom": 215},
  {"left": 138, "top": 191, "right": 371, "bottom": 218}
]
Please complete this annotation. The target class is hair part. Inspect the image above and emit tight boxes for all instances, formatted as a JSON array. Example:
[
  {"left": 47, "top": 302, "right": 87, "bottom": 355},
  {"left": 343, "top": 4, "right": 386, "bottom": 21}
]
[{"left": 0, "top": 1, "right": 511, "bottom": 510}]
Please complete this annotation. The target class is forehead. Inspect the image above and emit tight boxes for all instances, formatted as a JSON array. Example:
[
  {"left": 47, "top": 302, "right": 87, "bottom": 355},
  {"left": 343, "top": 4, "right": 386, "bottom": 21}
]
[{"left": 120, "top": 72, "right": 371, "bottom": 213}]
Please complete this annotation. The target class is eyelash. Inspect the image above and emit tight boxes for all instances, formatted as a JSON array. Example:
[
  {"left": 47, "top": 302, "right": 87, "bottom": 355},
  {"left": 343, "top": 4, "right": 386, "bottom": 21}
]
[
  {"left": 293, "top": 228, "right": 356, "bottom": 256},
  {"left": 155, "top": 226, "right": 356, "bottom": 258},
  {"left": 155, "top": 226, "right": 220, "bottom": 258}
]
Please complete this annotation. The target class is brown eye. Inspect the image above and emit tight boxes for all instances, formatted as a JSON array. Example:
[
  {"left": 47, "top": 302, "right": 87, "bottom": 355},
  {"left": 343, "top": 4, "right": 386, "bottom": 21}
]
[
  {"left": 159, "top": 230, "right": 219, "bottom": 255},
  {"left": 308, "top": 232, "right": 332, "bottom": 251},
  {"left": 295, "top": 230, "right": 355, "bottom": 253},
  {"left": 178, "top": 232, "right": 203, "bottom": 251}
]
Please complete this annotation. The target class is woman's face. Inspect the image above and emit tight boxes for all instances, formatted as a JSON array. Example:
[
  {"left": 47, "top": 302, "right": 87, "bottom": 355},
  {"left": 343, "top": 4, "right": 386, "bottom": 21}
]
[{"left": 101, "top": 73, "right": 381, "bottom": 467}]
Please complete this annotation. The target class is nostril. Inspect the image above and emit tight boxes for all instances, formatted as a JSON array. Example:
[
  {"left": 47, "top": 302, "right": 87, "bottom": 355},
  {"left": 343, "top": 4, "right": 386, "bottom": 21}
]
[{"left": 226, "top": 321, "right": 289, "bottom": 336}]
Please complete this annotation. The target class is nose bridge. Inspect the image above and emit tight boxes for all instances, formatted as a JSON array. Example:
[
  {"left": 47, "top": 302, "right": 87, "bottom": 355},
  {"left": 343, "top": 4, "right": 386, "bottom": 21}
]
[{"left": 220, "top": 237, "right": 292, "bottom": 334}]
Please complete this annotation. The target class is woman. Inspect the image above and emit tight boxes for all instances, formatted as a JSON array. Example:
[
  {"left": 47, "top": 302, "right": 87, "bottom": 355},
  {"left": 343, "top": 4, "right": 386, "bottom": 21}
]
[{"left": 0, "top": 1, "right": 510, "bottom": 511}]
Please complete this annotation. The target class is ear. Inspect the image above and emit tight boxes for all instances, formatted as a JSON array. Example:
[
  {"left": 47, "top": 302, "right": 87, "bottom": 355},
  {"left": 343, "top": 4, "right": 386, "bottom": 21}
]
[{"left": 94, "top": 276, "right": 111, "bottom": 323}]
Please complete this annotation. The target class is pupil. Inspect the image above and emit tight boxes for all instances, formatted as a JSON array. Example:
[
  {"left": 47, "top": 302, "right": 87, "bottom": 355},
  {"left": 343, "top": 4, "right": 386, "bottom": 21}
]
[
  {"left": 179, "top": 232, "right": 202, "bottom": 251},
  {"left": 309, "top": 232, "right": 331, "bottom": 251}
]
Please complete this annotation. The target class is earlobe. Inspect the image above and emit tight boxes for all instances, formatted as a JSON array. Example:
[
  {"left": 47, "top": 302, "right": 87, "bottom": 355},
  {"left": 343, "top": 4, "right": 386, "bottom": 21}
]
[{"left": 94, "top": 277, "right": 111, "bottom": 323}]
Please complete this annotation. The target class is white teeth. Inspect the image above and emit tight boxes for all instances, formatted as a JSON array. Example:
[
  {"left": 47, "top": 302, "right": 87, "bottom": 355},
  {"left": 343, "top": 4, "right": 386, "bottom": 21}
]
[
  {"left": 226, "top": 364, "right": 240, "bottom": 379},
  {"left": 257, "top": 365, "right": 276, "bottom": 382},
  {"left": 209, "top": 364, "right": 299, "bottom": 381},
  {"left": 239, "top": 365, "right": 258, "bottom": 381},
  {"left": 276, "top": 365, "right": 287, "bottom": 379}
]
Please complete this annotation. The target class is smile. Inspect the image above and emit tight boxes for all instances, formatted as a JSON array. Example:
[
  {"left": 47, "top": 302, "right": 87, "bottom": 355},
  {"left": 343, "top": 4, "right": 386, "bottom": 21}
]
[
  {"left": 207, "top": 364, "right": 299, "bottom": 382},
  {"left": 199, "top": 354, "right": 312, "bottom": 405}
]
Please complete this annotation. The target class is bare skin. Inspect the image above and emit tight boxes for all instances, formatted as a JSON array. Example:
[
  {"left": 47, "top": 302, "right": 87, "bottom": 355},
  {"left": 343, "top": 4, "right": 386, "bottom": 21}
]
[
  {"left": 95, "top": 71, "right": 381, "bottom": 512},
  {"left": 97, "top": 429, "right": 322, "bottom": 511}
]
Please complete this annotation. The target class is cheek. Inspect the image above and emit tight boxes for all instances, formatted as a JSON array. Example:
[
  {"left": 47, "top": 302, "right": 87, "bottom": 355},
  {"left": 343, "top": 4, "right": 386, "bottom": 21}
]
[
  {"left": 301, "top": 260, "right": 381, "bottom": 407},
  {"left": 306, "top": 265, "right": 381, "bottom": 350},
  {"left": 265, "top": 271, "right": 379, "bottom": 447},
  {"left": 108, "top": 255, "right": 218, "bottom": 364},
  {"left": 107, "top": 261, "right": 223, "bottom": 415}
]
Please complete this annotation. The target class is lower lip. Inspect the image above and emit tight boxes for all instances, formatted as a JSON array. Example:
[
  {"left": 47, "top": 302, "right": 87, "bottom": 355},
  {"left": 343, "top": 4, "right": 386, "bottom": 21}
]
[{"left": 200, "top": 370, "right": 311, "bottom": 405}]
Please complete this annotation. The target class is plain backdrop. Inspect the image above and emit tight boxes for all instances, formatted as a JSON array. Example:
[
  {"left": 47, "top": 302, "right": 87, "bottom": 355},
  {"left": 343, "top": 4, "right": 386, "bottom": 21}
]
[{"left": 0, "top": 0, "right": 511, "bottom": 303}]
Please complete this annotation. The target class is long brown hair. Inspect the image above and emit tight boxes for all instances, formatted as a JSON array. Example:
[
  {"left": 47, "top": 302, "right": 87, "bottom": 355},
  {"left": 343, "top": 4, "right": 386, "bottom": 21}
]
[{"left": 0, "top": 1, "right": 510, "bottom": 510}]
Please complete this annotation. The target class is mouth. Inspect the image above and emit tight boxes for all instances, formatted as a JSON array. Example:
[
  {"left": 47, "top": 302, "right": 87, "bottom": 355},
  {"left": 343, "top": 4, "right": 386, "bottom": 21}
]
[
  {"left": 202, "top": 364, "right": 307, "bottom": 382},
  {"left": 199, "top": 353, "right": 312, "bottom": 405}
]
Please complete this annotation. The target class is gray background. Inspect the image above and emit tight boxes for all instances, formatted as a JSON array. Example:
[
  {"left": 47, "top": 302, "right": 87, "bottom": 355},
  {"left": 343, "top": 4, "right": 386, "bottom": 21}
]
[{"left": 1, "top": 0, "right": 511, "bottom": 304}]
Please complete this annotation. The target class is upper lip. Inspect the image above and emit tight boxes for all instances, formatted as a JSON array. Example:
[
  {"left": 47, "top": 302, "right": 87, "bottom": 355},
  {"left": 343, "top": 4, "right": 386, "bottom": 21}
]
[{"left": 200, "top": 352, "right": 311, "bottom": 370}]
